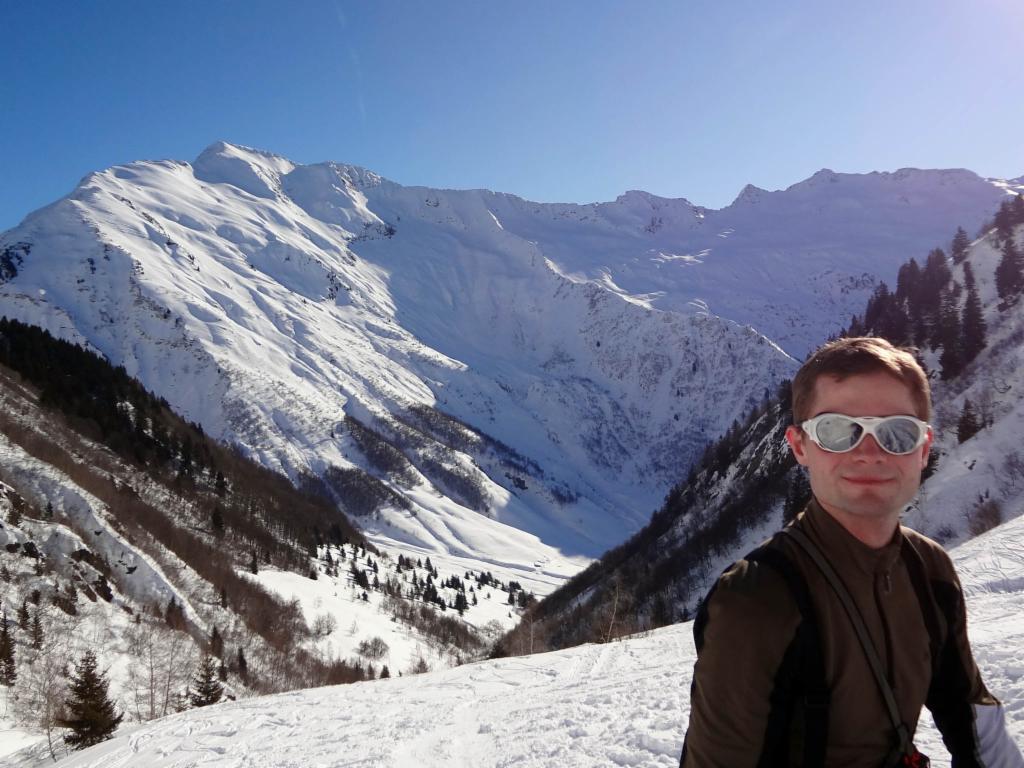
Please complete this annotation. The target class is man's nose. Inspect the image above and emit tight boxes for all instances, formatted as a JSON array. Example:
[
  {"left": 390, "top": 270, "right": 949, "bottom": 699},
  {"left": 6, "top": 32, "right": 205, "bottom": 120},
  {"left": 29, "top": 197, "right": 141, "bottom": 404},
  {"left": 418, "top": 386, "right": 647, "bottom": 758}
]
[{"left": 853, "top": 433, "right": 886, "bottom": 459}]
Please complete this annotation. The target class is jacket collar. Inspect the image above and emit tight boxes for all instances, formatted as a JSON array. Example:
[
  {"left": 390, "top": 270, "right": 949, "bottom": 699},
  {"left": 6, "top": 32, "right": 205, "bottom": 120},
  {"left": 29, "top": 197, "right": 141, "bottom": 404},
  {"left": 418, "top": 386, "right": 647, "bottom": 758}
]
[{"left": 801, "top": 496, "right": 903, "bottom": 577}]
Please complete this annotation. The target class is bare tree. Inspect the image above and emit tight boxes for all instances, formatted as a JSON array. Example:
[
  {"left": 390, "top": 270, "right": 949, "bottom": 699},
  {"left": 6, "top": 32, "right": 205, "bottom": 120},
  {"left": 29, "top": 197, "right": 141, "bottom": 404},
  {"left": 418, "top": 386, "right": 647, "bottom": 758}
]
[
  {"left": 998, "top": 451, "right": 1024, "bottom": 497},
  {"left": 16, "top": 630, "right": 72, "bottom": 762},
  {"left": 124, "top": 619, "right": 196, "bottom": 722},
  {"left": 356, "top": 636, "right": 389, "bottom": 660},
  {"left": 310, "top": 613, "right": 337, "bottom": 639}
]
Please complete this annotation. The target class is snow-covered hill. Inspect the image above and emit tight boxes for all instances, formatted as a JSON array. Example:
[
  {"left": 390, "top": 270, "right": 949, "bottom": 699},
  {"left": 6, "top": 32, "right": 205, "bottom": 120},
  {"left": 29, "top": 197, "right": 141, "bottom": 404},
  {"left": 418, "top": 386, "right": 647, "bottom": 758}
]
[
  {"left": 0, "top": 142, "right": 1016, "bottom": 582},
  {"left": 7, "top": 508, "right": 1023, "bottom": 768}
]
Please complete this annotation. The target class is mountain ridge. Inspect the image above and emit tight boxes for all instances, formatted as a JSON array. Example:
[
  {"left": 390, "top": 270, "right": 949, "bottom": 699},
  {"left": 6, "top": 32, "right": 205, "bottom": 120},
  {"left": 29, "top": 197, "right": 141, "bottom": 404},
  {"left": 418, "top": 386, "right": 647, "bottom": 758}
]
[{"left": 0, "top": 143, "right": 1017, "bottom": 591}]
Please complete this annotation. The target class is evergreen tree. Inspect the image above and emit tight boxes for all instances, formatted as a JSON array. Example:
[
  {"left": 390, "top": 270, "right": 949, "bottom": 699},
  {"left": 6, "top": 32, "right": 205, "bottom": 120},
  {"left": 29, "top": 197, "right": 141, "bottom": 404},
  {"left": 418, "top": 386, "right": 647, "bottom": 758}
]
[
  {"left": 210, "top": 626, "right": 224, "bottom": 658},
  {"left": 60, "top": 650, "right": 123, "bottom": 749},
  {"left": 220, "top": 587, "right": 228, "bottom": 609},
  {"left": 938, "top": 289, "right": 963, "bottom": 379},
  {"left": 0, "top": 612, "right": 16, "bottom": 686},
  {"left": 380, "top": 665, "right": 390, "bottom": 679},
  {"left": 895, "top": 258, "right": 921, "bottom": 302},
  {"left": 1014, "top": 194, "right": 1024, "bottom": 226},
  {"left": 164, "top": 598, "right": 185, "bottom": 630},
  {"left": 30, "top": 608, "right": 43, "bottom": 650},
  {"left": 215, "top": 470, "right": 228, "bottom": 497},
  {"left": 994, "top": 199, "right": 1015, "bottom": 243},
  {"left": 236, "top": 648, "right": 248, "bottom": 678},
  {"left": 995, "top": 237, "right": 1024, "bottom": 301},
  {"left": 957, "top": 400, "right": 982, "bottom": 444},
  {"left": 950, "top": 226, "right": 970, "bottom": 264},
  {"left": 862, "top": 282, "right": 892, "bottom": 331},
  {"left": 921, "top": 248, "right": 952, "bottom": 311},
  {"left": 961, "top": 262, "right": 986, "bottom": 363},
  {"left": 189, "top": 656, "right": 224, "bottom": 707},
  {"left": 18, "top": 599, "right": 30, "bottom": 630},
  {"left": 8, "top": 501, "right": 21, "bottom": 527},
  {"left": 249, "top": 550, "right": 258, "bottom": 575},
  {"left": 211, "top": 506, "right": 225, "bottom": 537}
]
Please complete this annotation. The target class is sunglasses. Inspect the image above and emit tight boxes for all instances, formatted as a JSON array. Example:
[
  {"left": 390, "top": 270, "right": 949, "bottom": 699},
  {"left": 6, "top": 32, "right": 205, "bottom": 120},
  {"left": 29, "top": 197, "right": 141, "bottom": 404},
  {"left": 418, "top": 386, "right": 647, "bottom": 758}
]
[{"left": 800, "top": 413, "right": 931, "bottom": 455}]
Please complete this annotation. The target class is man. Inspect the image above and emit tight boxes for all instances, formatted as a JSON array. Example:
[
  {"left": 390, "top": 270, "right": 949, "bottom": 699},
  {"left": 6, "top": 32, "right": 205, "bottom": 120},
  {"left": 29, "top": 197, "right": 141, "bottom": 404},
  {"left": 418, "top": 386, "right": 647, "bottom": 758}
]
[{"left": 680, "top": 337, "right": 1022, "bottom": 767}]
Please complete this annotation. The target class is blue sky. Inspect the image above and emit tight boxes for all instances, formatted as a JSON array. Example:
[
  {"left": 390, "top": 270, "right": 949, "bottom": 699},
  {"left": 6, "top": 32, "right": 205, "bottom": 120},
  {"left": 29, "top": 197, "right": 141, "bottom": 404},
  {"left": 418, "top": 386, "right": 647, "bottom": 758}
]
[{"left": 2, "top": 0, "right": 1022, "bottom": 231}]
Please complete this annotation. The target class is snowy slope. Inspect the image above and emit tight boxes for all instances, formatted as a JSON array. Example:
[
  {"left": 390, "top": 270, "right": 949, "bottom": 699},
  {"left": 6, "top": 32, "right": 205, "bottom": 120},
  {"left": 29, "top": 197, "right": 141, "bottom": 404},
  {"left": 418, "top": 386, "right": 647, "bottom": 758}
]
[
  {"left": 9, "top": 511, "right": 1023, "bottom": 768},
  {"left": 900, "top": 228, "right": 1024, "bottom": 545},
  {"left": 507, "top": 218, "right": 1024, "bottom": 654},
  {"left": 0, "top": 143, "right": 797, "bottom": 576},
  {"left": 0, "top": 143, "right": 1015, "bottom": 581}
]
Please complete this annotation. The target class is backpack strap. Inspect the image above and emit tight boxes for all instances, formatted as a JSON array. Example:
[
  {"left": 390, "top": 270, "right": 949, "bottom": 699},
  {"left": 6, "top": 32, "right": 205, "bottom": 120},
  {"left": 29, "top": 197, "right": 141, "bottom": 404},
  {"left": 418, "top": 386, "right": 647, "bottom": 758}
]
[
  {"left": 746, "top": 541, "right": 829, "bottom": 767},
  {"left": 780, "top": 527, "right": 914, "bottom": 763},
  {"left": 898, "top": 537, "right": 945, "bottom": 676}
]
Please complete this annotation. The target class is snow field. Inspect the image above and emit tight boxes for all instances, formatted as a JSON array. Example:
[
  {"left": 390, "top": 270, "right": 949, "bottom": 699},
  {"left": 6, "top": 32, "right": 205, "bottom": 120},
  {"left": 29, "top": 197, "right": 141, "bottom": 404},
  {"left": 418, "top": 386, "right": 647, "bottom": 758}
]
[{"left": 13, "top": 508, "right": 1023, "bottom": 767}]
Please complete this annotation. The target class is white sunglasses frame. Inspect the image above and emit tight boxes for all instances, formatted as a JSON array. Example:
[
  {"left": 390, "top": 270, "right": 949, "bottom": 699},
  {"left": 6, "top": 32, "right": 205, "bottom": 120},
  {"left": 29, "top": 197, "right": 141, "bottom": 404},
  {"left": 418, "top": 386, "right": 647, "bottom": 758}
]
[{"left": 800, "top": 413, "right": 931, "bottom": 455}]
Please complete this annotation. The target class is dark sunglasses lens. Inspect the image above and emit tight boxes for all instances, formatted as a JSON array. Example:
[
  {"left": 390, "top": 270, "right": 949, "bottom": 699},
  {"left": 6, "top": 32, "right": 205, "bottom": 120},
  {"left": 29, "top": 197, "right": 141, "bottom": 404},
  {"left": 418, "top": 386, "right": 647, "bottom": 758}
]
[
  {"left": 815, "top": 415, "right": 863, "bottom": 452},
  {"left": 876, "top": 417, "right": 922, "bottom": 454}
]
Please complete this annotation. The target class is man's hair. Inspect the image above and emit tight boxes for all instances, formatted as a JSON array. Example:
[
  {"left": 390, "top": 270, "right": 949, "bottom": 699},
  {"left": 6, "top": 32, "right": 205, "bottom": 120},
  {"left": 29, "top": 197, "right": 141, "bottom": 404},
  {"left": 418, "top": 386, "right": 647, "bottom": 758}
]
[{"left": 791, "top": 336, "right": 931, "bottom": 423}]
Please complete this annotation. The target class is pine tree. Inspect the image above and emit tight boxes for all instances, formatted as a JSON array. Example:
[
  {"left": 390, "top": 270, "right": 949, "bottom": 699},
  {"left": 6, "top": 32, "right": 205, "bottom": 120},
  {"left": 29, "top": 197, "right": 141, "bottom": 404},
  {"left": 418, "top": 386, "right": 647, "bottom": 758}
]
[
  {"left": 994, "top": 199, "right": 1015, "bottom": 243},
  {"left": 211, "top": 506, "right": 224, "bottom": 537},
  {"left": 863, "top": 282, "right": 892, "bottom": 332},
  {"left": 0, "top": 612, "right": 16, "bottom": 686},
  {"left": 18, "top": 599, "right": 30, "bottom": 630},
  {"left": 921, "top": 248, "right": 952, "bottom": 313},
  {"left": 189, "top": 656, "right": 224, "bottom": 707},
  {"left": 895, "top": 258, "right": 921, "bottom": 302},
  {"left": 957, "top": 400, "right": 981, "bottom": 444},
  {"left": 236, "top": 647, "right": 248, "bottom": 678},
  {"left": 30, "top": 608, "right": 43, "bottom": 650},
  {"left": 210, "top": 626, "right": 223, "bottom": 658},
  {"left": 215, "top": 471, "right": 228, "bottom": 496},
  {"left": 961, "top": 262, "right": 986, "bottom": 363},
  {"left": 60, "top": 650, "right": 123, "bottom": 749},
  {"left": 938, "top": 289, "right": 963, "bottom": 379},
  {"left": 950, "top": 226, "right": 971, "bottom": 264},
  {"left": 995, "top": 237, "right": 1024, "bottom": 301}
]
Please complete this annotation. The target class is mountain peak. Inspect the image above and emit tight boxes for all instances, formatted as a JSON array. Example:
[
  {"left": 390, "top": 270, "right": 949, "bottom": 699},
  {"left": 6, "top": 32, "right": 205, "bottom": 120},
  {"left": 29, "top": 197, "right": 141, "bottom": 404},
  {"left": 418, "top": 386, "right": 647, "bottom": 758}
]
[
  {"left": 613, "top": 189, "right": 695, "bottom": 209},
  {"left": 192, "top": 141, "right": 295, "bottom": 199},
  {"left": 731, "top": 183, "right": 768, "bottom": 205}
]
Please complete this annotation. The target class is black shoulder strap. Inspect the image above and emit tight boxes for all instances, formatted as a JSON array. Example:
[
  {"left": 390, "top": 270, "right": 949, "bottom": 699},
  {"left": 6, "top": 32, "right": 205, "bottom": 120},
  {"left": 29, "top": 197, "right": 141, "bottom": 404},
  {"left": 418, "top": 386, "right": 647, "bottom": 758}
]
[
  {"left": 746, "top": 541, "right": 829, "bottom": 767},
  {"left": 780, "top": 527, "right": 914, "bottom": 763},
  {"left": 899, "top": 536, "right": 945, "bottom": 674}
]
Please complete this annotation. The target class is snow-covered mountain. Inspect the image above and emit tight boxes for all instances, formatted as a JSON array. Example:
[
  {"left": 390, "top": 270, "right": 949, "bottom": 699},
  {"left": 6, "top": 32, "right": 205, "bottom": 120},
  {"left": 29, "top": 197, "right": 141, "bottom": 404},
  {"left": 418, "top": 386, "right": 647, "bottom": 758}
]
[
  {"left": 512, "top": 217, "right": 1024, "bottom": 652},
  {"left": 7, "top": 510, "right": 1023, "bottom": 768},
  {"left": 0, "top": 142, "right": 1015, "bottom": 581}
]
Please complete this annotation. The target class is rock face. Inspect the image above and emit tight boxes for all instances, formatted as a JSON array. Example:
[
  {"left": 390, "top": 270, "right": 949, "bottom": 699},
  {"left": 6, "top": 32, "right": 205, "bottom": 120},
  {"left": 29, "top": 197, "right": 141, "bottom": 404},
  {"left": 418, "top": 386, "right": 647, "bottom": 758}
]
[{"left": 0, "top": 142, "right": 1013, "bottom": 575}]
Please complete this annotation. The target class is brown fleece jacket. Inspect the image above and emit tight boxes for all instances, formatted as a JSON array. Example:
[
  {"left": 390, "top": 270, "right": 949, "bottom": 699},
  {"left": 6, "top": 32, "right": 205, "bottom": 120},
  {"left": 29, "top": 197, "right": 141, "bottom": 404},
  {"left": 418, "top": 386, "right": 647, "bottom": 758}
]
[{"left": 681, "top": 499, "right": 1001, "bottom": 768}]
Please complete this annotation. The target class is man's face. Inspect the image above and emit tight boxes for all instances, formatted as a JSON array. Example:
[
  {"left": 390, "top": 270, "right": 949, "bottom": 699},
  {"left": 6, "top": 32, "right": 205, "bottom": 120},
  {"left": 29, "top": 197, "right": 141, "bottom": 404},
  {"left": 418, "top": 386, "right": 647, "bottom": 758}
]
[{"left": 784, "top": 370, "right": 932, "bottom": 523}]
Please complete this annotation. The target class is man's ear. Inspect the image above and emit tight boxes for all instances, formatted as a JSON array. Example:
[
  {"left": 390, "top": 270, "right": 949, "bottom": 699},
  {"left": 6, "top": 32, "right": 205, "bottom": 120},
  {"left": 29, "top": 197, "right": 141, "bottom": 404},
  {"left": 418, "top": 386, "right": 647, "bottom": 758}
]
[
  {"left": 919, "top": 427, "right": 934, "bottom": 471},
  {"left": 785, "top": 425, "right": 810, "bottom": 467}
]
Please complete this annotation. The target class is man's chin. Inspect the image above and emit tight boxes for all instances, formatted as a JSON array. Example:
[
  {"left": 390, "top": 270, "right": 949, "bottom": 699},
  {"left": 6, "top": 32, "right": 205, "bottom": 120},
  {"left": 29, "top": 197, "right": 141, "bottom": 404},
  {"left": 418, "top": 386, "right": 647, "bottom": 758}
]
[{"left": 835, "top": 492, "right": 905, "bottom": 519}]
